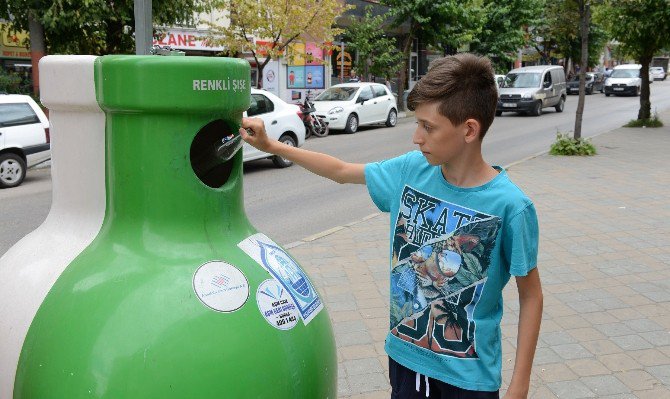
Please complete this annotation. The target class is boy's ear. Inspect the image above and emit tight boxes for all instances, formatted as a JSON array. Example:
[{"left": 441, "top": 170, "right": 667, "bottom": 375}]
[{"left": 463, "top": 118, "right": 482, "bottom": 143}]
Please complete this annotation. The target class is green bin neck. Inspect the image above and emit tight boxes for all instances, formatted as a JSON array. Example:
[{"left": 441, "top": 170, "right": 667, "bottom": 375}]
[
  {"left": 102, "top": 113, "right": 249, "bottom": 237},
  {"left": 93, "top": 55, "right": 252, "bottom": 239}
]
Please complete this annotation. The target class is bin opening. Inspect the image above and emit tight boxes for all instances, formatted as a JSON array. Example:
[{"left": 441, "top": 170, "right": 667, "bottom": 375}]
[{"left": 190, "top": 119, "right": 237, "bottom": 188}]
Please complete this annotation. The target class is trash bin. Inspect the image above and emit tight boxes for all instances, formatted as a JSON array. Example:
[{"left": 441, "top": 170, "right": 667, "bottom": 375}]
[{"left": 12, "top": 55, "right": 336, "bottom": 398}]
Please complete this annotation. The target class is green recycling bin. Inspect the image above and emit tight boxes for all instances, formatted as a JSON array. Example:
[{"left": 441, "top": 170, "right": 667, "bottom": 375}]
[{"left": 14, "top": 55, "right": 336, "bottom": 398}]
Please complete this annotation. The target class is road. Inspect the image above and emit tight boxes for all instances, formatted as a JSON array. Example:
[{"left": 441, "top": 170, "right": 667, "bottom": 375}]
[{"left": 2, "top": 80, "right": 670, "bottom": 255}]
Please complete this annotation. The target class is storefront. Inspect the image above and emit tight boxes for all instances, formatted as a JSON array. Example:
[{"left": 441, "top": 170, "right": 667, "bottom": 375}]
[{"left": 0, "top": 23, "right": 32, "bottom": 93}]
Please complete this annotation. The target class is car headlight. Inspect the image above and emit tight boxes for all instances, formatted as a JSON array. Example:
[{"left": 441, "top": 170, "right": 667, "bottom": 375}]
[
  {"left": 521, "top": 93, "right": 532, "bottom": 99},
  {"left": 328, "top": 107, "right": 344, "bottom": 115}
]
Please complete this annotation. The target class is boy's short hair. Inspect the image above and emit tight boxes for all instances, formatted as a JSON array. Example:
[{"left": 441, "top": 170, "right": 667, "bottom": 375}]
[{"left": 407, "top": 53, "right": 497, "bottom": 139}]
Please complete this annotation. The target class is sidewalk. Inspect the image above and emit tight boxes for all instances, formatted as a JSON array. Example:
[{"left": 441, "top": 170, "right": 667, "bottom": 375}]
[{"left": 288, "top": 111, "right": 670, "bottom": 398}]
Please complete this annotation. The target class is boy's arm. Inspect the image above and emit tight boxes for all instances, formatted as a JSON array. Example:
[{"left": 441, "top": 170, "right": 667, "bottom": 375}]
[
  {"left": 505, "top": 267, "right": 543, "bottom": 399},
  {"left": 240, "top": 117, "right": 366, "bottom": 184}
]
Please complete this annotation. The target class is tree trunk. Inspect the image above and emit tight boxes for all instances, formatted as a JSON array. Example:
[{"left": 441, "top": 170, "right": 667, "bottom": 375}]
[
  {"left": 28, "top": 13, "right": 45, "bottom": 97},
  {"left": 397, "top": 31, "right": 413, "bottom": 112},
  {"left": 638, "top": 56, "right": 652, "bottom": 120},
  {"left": 573, "top": 1, "right": 589, "bottom": 140}
]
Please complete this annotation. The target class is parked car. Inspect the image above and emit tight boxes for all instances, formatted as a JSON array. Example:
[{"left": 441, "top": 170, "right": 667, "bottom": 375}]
[
  {"left": 496, "top": 65, "right": 567, "bottom": 116},
  {"left": 312, "top": 83, "right": 397, "bottom": 134},
  {"left": 650, "top": 66, "right": 666, "bottom": 81},
  {"left": 0, "top": 94, "right": 50, "bottom": 188},
  {"left": 604, "top": 64, "right": 643, "bottom": 96},
  {"left": 243, "top": 88, "right": 305, "bottom": 168},
  {"left": 567, "top": 72, "right": 604, "bottom": 95}
]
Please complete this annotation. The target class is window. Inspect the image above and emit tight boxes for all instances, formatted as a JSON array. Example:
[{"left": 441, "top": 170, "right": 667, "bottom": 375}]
[
  {"left": 0, "top": 103, "right": 39, "bottom": 127},
  {"left": 357, "top": 86, "right": 373, "bottom": 102},
  {"left": 543, "top": 71, "right": 552, "bottom": 87},
  {"left": 247, "top": 94, "right": 274, "bottom": 116},
  {"left": 372, "top": 85, "right": 388, "bottom": 98}
]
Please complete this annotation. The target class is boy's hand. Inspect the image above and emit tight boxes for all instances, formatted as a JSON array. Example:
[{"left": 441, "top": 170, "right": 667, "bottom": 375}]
[{"left": 240, "top": 117, "right": 273, "bottom": 153}]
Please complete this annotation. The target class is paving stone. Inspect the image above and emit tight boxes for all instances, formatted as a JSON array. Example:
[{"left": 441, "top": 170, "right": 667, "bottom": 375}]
[
  {"left": 580, "top": 375, "right": 631, "bottom": 396},
  {"left": 615, "top": 370, "right": 659, "bottom": 391},
  {"left": 347, "top": 372, "right": 389, "bottom": 394},
  {"left": 547, "top": 380, "right": 596, "bottom": 398},
  {"left": 343, "top": 358, "right": 384, "bottom": 376},
  {"left": 566, "top": 358, "right": 610, "bottom": 377},
  {"left": 551, "top": 343, "right": 593, "bottom": 360},
  {"left": 597, "top": 353, "right": 643, "bottom": 372},
  {"left": 610, "top": 334, "right": 654, "bottom": 351},
  {"left": 646, "top": 364, "right": 670, "bottom": 385}
]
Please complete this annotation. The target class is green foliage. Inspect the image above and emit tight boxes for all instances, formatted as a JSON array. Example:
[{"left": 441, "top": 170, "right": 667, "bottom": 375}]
[
  {"left": 529, "top": 0, "right": 608, "bottom": 67},
  {"left": 344, "top": 6, "right": 403, "bottom": 80},
  {"left": 624, "top": 115, "right": 664, "bottom": 128},
  {"left": 549, "top": 133, "right": 597, "bottom": 156},
  {"left": 0, "top": 0, "right": 208, "bottom": 54},
  {"left": 469, "top": 0, "right": 544, "bottom": 72},
  {"left": 0, "top": 68, "right": 22, "bottom": 94}
]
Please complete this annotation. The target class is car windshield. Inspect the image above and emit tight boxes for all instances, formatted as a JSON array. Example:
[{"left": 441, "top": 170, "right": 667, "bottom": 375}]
[
  {"left": 504, "top": 73, "right": 542, "bottom": 88},
  {"left": 611, "top": 69, "right": 639, "bottom": 78},
  {"left": 315, "top": 86, "right": 358, "bottom": 101}
]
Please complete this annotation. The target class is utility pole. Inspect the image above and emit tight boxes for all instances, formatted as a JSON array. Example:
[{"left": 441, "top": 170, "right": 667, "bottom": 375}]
[{"left": 134, "top": 0, "right": 153, "bottom": 55}]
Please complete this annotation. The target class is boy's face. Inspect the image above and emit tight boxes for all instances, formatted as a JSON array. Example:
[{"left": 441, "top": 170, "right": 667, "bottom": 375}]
[{"left": 412, "top": 102, "right": 471, "bottom": 166}]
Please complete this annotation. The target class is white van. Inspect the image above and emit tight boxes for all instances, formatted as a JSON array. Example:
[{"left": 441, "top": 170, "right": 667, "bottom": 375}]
[
  {"left": 497, "top": 65, "right": 567, "bottom": 116},
  {"left": 604, "top": 64, "right": 643, "bottom": 96}
]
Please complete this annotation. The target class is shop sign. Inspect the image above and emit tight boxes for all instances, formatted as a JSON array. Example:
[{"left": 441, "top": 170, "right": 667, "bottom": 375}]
[{"left": 153, "top": 29, "right": 225, "bottom": 52}]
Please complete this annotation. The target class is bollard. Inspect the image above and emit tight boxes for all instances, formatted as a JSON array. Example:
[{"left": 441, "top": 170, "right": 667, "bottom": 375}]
[{"left": 12, "top": 55, "right": 336, "bottom": 398}]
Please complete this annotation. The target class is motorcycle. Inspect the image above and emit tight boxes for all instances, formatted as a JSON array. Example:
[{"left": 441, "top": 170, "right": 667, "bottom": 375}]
[{"left": 297, "top": 92, "right": 329, "bottom": 138}]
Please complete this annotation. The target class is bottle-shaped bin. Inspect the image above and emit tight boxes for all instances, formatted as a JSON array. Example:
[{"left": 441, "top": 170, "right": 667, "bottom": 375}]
[
  {"left": 0, "top": 55, "right": 106, "bottom": 399},
  {"left": 12, "top": 55, "right": 336, "bottom": 398}
]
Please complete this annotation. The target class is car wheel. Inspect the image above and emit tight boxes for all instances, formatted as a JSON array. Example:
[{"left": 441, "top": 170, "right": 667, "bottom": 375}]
[
  {"left": 587, "top": 87, "right": 593, "bottom": 95},
  {"left": 531, "top": 101, "right": 542, "bottom": 116},
  {"left": 344, "top": 114, "right": 358, "bottom": 134},
  {"left": 272, "top": 134, "right": 296, "bottom": 168},
  {"left": 0, "top": 153, "right": 27, "bottom": 188},
  {"left": 385, "top": 109, "right": 397, "bottom": 127},
  {"left": 636, "top": 86, "right": 641, "bottom": 96},
  {"left": 605, "top": 93, "right": 610, "bottom": 97},
  {"left": 554, "top": 97, "right": 565, "bottom": 113},
  {"left": 495, "top": 111, "right": 502, "bottom": 117}
]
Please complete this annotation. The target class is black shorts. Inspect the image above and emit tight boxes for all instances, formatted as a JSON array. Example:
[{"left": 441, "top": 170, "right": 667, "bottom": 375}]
[{"left": 389, "top": 357, "right": 500, "bottom": 399}]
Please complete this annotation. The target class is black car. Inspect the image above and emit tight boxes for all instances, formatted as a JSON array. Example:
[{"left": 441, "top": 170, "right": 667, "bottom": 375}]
[{"left": 567, "top": 72, "right": 604, "bottom": 95}]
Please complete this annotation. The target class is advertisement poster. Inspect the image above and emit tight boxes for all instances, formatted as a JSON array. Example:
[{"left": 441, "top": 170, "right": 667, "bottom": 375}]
[
  {"left": 287, "top": 66, "right": 305, "bottom": 89},
  {"left": 305, "top": 65, "right": 324, "bottom": 89},
  {"left": 289, "top": 42, "right": 306, "bottom": 66},
  {"left": 305, "top": 42, "right": 324, "bottom": 65},
  {"left": 263, "top": 60, "right": 280, "bottom": 97}
]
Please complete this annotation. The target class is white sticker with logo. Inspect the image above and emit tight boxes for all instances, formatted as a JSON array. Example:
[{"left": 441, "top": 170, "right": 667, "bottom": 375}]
[
  {"left": 193, "top": 261, "right": 249, "bottom": 313},
  {"left": 256, "top": 279, "right": 299, "bottom": 330}
]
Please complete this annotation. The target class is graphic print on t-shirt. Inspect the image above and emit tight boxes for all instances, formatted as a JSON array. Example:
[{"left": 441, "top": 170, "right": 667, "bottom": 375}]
[{"left": 390, "top": 186, "right": 501, "bottom": 358}]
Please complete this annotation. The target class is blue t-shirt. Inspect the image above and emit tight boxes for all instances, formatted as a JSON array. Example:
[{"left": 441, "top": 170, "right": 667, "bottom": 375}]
[{"left": 365, "top": 151, "right": 538, "bottom": 392}]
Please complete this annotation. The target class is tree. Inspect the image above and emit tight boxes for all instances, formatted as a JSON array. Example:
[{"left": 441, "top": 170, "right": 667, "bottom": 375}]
[
  {"left": 380, "top": 0, "right": 482, "bottom": 111},
  {"left": 205, "top": 0, "right": 350, "bottom": 89},
  {"left": 574, "top": 0, "right": 591, "bottom": 140},
  {"left": 469, "top": 0, "right": 543, "bottom": 73},
  {"left": 0, "top": 0, "right": 206, "bottom": 54},
  {"left": 344, "top": 6, "right": 403, "bottom": 82},
  {"left": 597, "top": 0, "right": 670, "bottom": 120}
]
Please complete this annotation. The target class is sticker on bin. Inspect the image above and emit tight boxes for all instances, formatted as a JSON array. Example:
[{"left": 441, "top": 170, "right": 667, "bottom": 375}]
[
  {"left": 238, "top": 233, "right": 323, "bottom": 324},
  {"left": 257, "top": 279, "right": 299, "bottom": 330},
  {"left": 193, "top": 261, "right": 249, "bottom": 313}
]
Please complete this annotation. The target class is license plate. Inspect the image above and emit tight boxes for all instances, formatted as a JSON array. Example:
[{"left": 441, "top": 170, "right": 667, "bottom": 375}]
[
  {"left": 502, "top": 103, "right": 517, "bottom": 108},
  {"left": 614, "top": 88, "right": 624, "bottom": 91}
]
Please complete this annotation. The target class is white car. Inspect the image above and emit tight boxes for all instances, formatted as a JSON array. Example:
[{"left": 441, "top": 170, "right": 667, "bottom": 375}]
[
  {"left": 244, "top": 88, "right": 305, "bottom": 168},
  {"left": 0, "top": 94, "right": 50, "bottom": 188},
  {"left": 312, "top": 83, "right": 397, "bottom": 134},
  {"left": 650, "top": 66, "right": 666, "bottom": 81}
]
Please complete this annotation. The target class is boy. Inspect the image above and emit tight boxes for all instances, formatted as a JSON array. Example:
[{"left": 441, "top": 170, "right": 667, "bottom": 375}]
[{"left": 240, "top": 53, "right": 543, "bottom": 399}]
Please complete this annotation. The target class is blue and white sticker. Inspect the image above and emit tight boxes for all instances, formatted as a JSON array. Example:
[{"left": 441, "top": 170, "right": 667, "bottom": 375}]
[
  {"left": 238, "top": 233, "right": 323, "bottom": 325},
  {"left": 256, "top": 279, "right": 299, "bottom": 330},
  {"left": 193, "top": 261, "right": 249, "bottom": 313}
]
